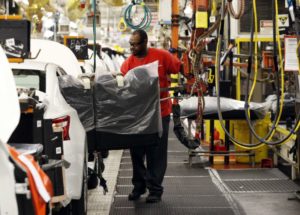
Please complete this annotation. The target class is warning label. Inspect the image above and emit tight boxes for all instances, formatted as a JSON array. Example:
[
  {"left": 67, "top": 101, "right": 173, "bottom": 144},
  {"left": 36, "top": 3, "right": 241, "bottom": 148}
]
[{"left": 278, "top": 14, "right": 289, "bottom": 27}]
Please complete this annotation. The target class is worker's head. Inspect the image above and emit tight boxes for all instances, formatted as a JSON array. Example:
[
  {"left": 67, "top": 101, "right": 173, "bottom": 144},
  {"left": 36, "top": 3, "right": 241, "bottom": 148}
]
[{"left": 129, "top": 29, "right": 148, "bottom": 57}]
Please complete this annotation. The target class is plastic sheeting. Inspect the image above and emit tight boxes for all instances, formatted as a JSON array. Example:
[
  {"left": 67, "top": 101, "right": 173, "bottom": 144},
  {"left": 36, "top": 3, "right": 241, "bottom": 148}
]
[
  {"left": 265, "top": 94, "right": 296, "bottom": 113},
  {"left": 58, "top": 75, "right": 95, "bottom": 132},
  {"left": 179, "top": 96, "right": 270, "bottom": 119},
  {"left": 94, "top": 61, "right": 162, "bottom": 135}
]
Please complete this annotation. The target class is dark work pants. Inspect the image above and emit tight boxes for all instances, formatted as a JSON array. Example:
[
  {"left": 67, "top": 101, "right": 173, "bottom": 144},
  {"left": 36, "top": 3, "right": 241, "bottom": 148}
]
[{"left": 130, "top": 115, "right": 170, "bottom": 196}]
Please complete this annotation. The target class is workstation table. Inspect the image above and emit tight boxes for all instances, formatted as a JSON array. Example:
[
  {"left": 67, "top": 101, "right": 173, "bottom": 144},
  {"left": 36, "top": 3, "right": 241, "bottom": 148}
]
[{"left": 185, "top": 110, "right": 260, "bottom": 166}]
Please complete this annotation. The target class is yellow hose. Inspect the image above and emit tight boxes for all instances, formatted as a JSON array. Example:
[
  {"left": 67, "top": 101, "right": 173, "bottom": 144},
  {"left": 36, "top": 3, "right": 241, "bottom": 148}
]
[
  {"left": 245, "top": 0, "right": 283, "bottom": 144},
  {"left": 211, "top": 0, "right": 217, "bottom": 16},
  {"left": 298, "top": 40, "right": 300, "bottom": 72},
  {"left": 214, "top": 14, "right": 265, "bottom": 150},
  {"left": 247, "top": 0, "right": 259, "bottom": 113},
  {"left": 269, "top": 0, "right": 287, "bottom": 142},
  {"left": 228, "top": 0, "right": 266, "bottom": 150}
]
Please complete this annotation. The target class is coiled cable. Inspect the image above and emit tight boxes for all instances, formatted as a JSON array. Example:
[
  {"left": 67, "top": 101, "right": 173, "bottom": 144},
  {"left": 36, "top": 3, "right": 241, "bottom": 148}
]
[
  {"left": 123, "top": 0, "right": 152, "bottom": 30},
  {"left": 227, "top": 0, "right": 245, "bottom": 19}
]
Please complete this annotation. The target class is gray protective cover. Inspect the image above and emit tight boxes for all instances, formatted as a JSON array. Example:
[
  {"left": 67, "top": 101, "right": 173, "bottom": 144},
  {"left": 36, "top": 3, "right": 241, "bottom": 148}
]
[
  {"left": 94, "top": 61, "right": 161, "bottom": 134},
  {"left": 58, "top": 75, "right": 95, "bottom": 131},
  {"left": 179, "top": 96, "right": 270, "bottom": 119}
]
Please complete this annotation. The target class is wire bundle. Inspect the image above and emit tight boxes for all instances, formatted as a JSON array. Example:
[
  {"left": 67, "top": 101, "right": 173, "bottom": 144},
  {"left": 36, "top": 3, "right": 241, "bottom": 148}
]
[{"left": 123, "top": 0, "right": 152, "bottom": 30}]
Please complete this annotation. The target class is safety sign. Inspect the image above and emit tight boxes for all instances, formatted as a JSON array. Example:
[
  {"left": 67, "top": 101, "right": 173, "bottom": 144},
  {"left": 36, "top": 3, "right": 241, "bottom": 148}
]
[{"left": 278, "top": 14, "right": 289, "bottom": 27}]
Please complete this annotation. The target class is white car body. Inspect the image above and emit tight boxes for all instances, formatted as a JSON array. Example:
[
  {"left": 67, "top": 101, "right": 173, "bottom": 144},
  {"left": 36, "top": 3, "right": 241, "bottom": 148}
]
[
  {"left": 0, "top": 47, "right": 19, "bottom": 215},
  {"left": 31, "top": 38, "right": 123, "bottom": 75},
  {"left": 24, "top": 39, "right": 88, "bottom": 202},
  {"left": 101, "top": 51, "right": 117, "bottom": 72},
  {"left": 77, "top": 49, "right": 110, "bottom": 76},
  {"left": 19, "top": 39, "right": 124, "bottom": 204},
  {"left": 11, "top": 61, "right": 86, "bottom": 202},
  {"left": 30, "top": 39, "right": 82, "bottom": 77},
  {"left": 86, "top": 48, "right": 109, "bottom": 72}
]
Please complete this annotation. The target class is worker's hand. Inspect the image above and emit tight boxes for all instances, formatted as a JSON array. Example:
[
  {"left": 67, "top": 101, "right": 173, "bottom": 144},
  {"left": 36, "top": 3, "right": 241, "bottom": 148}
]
[
  {"left": 111, "top": 71, "right": 123, "bottom": 77},
  {"left": 111, "top": 71, "right": 124, "bottom": 87}
]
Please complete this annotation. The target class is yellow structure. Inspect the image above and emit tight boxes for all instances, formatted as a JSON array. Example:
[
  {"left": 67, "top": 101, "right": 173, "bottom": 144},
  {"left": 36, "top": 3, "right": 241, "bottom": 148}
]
[{"left": 233, "top": 113, "right": 271, "bottom": 163}]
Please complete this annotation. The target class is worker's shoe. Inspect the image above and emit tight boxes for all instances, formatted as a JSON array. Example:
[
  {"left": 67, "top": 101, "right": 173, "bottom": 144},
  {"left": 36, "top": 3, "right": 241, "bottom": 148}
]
[
  {"left": 128, "top": 190, "right": 146, "bottom": 201},
  {"left": 146, "top": 194, "right": 161, "bottom": 203}
]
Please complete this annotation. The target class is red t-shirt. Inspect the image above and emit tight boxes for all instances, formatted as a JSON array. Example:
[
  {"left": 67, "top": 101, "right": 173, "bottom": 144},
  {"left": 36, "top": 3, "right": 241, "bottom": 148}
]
[{"left": 121, "top": 48, "right": 181, "bottom": 117}]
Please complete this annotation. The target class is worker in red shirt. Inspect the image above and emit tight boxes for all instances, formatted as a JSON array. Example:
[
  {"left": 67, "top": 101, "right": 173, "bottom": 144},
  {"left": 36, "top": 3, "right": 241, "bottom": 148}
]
[{"left": 121, "top": 29, "right": 181, "bottom": 203}]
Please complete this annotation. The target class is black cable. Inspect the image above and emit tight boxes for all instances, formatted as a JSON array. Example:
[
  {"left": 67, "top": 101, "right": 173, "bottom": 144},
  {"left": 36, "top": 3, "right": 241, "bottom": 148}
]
[
  {"left": 227, "top": 9, "right": 233, "bottom": 79},
  {"left": 243, "top": 0, "right": 278, "bottom": 143},
  {"left": 215, "top": 0, "right": 263, "bottom": 148},
  {"left": 182, "top": 0, "right": 188, "bottom": 13},
  {"left": 172, "top": 104, "right": 200, "bottom": 149}
]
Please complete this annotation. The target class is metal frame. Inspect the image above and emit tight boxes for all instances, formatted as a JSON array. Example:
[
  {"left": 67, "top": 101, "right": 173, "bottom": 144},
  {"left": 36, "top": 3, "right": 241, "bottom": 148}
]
[
  {"left": 235, "top": 37, "right": 274, "bottom": 100},
  {"left": 187, "top": 119, "right": 255, "bottom": 167}
]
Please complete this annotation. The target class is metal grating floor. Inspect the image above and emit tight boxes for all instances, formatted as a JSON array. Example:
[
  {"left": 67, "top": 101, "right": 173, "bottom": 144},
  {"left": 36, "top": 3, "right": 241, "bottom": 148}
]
[
  {"left": 122, "top": 151, "right": 188, "bottom": 158},
  {"left": 89, "top": 121, "right": 300, "bottom": 215},
  {"left": 224, "top": 180, "right": 300, "bottom": 193},
  {"left": 217, "top": 168, "right": 289, "bottom": 180},
  {"left": 110, "top": 207, "right": 235, "bottom": 215},
  {"left": 117, "top": 175, "right": 212, "bottom": 186},
  {"left": 108, "top": 121, "right": 300, "bottom": 215},
  {"left": 109, "top": 122, "right": 238, "bottom": 215},
  {"left": 118, "top": 162, "right": 211, "bottom": 177},
  {"left": 116, "top": 183, "right": 222, "bottom": 196},
  {"left": 112, "top": 195, "right": 230, "bottom": 208},
  {"left": 217, "top": 169, "right": 300, "bottom": 193}
]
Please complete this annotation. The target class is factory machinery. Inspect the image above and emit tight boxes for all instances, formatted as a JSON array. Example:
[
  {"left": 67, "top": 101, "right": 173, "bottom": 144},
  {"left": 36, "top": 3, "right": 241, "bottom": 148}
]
[
  {"left": 0, "top": 1, "right": 300, "bottom": 212},
  {"left": 154, "top": 0, "right": 300, "bottom": 182}
]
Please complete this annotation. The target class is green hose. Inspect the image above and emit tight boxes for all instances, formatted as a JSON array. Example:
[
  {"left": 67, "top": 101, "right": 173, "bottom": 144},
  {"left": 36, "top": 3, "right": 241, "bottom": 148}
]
[{"left": 123, "top": 1, "right": 152, "bottom": 30}]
